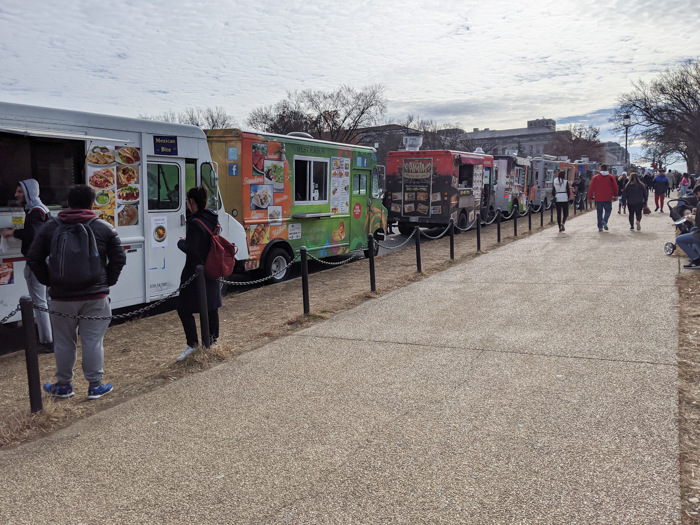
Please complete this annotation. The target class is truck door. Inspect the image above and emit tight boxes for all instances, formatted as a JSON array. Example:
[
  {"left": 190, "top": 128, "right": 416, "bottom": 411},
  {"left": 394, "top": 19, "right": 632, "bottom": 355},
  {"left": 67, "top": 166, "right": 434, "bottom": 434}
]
[
  {"left": 350, "top": 169, "right": 371, "bottom": 249},
  {"left": 145, "top": 158, "right": 187, "bottom": 300}
]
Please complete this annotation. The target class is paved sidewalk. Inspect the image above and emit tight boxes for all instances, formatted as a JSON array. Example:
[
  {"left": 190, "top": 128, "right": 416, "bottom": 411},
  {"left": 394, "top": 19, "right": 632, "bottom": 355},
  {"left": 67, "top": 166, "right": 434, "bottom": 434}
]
[{"left": 0, "top": 209, "right": 680, "bottom": 524}]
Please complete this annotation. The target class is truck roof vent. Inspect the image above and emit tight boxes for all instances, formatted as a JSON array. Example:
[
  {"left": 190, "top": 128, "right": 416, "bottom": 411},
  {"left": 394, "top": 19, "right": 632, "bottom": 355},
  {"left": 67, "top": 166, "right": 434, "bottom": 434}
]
[
  {"left": 474, "top": 147, "right": 485, "bottom": 154},
  {"left": 402, "top": 133, "right": 423, "bottom": 151},
  {"left": 287, "top": 132, "right": 313, "bottom": 139}
]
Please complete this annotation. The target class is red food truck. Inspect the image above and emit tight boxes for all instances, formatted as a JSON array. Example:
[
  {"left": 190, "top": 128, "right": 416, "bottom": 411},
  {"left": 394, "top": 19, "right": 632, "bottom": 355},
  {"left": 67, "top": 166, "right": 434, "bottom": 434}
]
[{"left": 386, "top": 148, "right": 493, "bottom": 235}]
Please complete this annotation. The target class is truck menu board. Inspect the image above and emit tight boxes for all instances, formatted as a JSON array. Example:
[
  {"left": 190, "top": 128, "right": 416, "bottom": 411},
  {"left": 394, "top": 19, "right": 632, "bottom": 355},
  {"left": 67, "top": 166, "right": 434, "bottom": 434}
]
[
  {"left": 402, "top": 157, "right": 433, "bottom": 218},
  {"left": 88, "top": 144, "right": 141, "bottom": 228}
]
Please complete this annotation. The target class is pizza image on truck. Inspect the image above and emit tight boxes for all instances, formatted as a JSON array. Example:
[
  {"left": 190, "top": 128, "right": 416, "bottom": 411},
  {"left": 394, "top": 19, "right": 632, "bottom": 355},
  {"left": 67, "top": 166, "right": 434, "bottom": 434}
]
[{"left": 207, "top": 129, "right": 387, "bottom": 282}]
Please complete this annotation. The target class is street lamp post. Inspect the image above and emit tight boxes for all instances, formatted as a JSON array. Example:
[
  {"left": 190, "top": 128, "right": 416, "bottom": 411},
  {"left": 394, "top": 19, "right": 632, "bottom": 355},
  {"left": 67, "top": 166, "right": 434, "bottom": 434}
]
[{"left": 623, "top": 114, "right": 631, "bottom": 168}]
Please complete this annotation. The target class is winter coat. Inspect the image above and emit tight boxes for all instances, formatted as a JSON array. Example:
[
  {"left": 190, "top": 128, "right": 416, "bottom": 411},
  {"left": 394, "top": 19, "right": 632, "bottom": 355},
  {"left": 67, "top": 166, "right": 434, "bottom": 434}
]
[
  {"left": 617, "top": 177, "right": 628, "bottom": 194},
  {"left": 621, "top": 181, "right": 648, "bottom": 206},
  {"left": 653, "top": 175, "right": 669, "bottom": 195},
  {"left": 177, "top": 208, "right": 222, "bottom": 313},
  {"left": 552, "top": 177, "right": 570, "bottom": 203},
  {"left": 587, "top": 172, "right": 619, "bottom": 202},
  {"left": 12, "top": 179, "right": 51, "bottom": 257},
  {"left": 27, "top": 208, "right": 126, "bottom": 301}
]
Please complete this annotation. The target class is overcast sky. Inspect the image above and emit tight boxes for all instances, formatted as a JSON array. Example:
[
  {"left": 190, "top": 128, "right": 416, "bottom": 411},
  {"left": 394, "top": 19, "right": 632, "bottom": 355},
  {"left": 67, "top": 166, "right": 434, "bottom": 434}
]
[{"left": 2, "top": 0, "right": 700, "bottom": 166}]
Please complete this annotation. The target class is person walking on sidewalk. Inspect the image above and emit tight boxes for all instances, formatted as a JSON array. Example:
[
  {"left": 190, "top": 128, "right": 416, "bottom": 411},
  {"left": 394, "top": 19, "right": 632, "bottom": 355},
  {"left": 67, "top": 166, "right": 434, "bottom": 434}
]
[
  {"left": 552, "top": 170, "right": 570, "bottom": 232},
  {"left": 621, "top": 173, "right": 648, "bottom": 231},
  {"left": 617, "top": 172, "right": 628, "bottom": 215},
  {"left": 587, "top": 164, "right": 619, "bottom": 232},
  {"left": 1, "top": 179, "right": 53, "bottom": 352},
  {"left": 680, "top": 173, "right": 690, "bottom": 197},
  {"left": 176, "top": 186, "right": 223, "bottom": 361},
  {"left": 27, "top": 185, "right": 126, "bottom": 399},
  {"left": 654, "top": 169, "right": 670, "bottom": 212}
]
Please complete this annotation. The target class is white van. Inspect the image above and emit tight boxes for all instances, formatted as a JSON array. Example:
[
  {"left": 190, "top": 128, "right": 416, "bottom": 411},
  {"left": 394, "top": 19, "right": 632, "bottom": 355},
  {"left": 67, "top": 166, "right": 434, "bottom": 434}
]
[{"left": 0, "top": 102, "right": 248, "bottom": 323}]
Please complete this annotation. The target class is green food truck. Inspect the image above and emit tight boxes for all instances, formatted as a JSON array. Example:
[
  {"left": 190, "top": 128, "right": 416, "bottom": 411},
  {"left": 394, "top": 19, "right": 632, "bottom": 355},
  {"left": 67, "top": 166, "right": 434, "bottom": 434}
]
[{"left": 207, "top": 129, "right": 387, "bottom": 282}]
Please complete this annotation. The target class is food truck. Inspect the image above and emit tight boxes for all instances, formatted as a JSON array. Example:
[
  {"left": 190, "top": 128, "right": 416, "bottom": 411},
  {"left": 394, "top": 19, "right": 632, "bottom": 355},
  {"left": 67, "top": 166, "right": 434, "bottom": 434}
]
[
  {"left": 206, "top": 129, "right": 387, "bottom": 282},
  {"left": 0, "top": 102, "right": 248, "bottom": 324},
  {"left": 386, "top": 148, "right": 493, "bottom": 234},
  {"left": 529, "top": 156, "right": 558, "bottom": 207},
  {"left": 492, "top": 154, "right": 530, "bottom": 215}
]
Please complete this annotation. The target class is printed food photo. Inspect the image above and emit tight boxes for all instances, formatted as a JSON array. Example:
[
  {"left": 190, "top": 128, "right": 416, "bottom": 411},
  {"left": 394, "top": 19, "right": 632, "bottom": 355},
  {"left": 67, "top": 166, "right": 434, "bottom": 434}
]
[
  {"left": 117, "top": 185, "right": 139, "bottom": 203},
  {"left": 87, "top": 145, "right": 115, "bottom": 165},
  {"left": 88, "top": 168, "right": 115, "bottom": 189},
  {"left": 116, "top": 147, "right": 141, "bottom": 165}
]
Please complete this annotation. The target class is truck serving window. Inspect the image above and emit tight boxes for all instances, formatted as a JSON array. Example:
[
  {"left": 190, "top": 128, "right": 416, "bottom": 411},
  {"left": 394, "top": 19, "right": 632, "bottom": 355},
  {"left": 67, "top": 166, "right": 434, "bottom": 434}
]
[
  {"left": 0, "top": 132, "right": 84, "bottom": 210},
  {"left": 147, "top": 163, "right": 180, "bottom": 210},
  {"left": 294, "top": 157, "right": 328, "bottom": 204},
  {"left": 353, "top": 173, "right": 367, "bottom": 195},
  {"left": 458, "top": 164, "right": 474, "bottom": 188}
]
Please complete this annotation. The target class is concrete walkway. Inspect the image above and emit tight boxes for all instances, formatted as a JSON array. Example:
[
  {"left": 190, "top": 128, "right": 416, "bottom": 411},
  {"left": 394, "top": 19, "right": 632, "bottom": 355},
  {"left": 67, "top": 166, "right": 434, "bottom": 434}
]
[{"left": 0, "top": 208, "right": 681, "bottom": 524}]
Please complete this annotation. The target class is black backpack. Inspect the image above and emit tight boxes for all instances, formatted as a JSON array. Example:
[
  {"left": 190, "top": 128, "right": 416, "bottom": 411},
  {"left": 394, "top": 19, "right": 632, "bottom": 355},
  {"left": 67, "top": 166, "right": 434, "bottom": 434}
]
[{"left": 48, "top": 218, "right": 104, "bottom": 291}]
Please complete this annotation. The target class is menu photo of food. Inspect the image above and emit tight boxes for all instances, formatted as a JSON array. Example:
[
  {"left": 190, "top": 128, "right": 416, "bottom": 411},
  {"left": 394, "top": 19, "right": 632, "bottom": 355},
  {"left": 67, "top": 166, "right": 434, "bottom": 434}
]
[
  {"left": 392, "top": 192, "right": 402, "bottom": 201},
  {"left": 404, "top": 192, "right": 415, "bottom": 201},
  {"left": 417, "top": 192, "right": 429, "bottom": 202},
  {"left": 115, "top": 163, "right": 139, "bottom": 226},
  {"left": 88, "top": 166, "right": 115, "bottom": 190},
  {"left": 267, "top": 205, "right": 282, "bottom": 225},
  {"left": 263, "top": 160, "right": 285, "bottom": 192},
  {"left": 118, "top": 204, "right": 139, "bottom": 227},
  {"left": 117, "top": 185, "right": 139, "bottom": 205},
  {"left": 116, "top": 146, "right": 141, "bottom": 165},
  {"left": 431, "top": 192, "right": 441, "bottom": 202},
  {"left": 430, "top": 206, "right": 442, "bottom": 215},
  {"left": 117, "top": 165, "right": 139, "bottom": 186},
  {"left": 252, "top": 143, "right": 267, "bottom": 174},
  {"left": 404, "top": 203, "right": 415, "bottom": 213},
  {"left": 417, "top": 203, "right": 429, "bottom": 215},
  {"left": 249, "top": 223, "right": 270, "bottom": 246},
  {"left": 390, "top": 203, "right": 401, "bottom": 213},
  {"left": 0, "top": 261, "right": 14, "bottom": 286},
  {"left": 251, "top": 184, "right": 273, "bottom": 210},
  {"left": 87, "top": 145, "right": 115, "bottom": 166}
]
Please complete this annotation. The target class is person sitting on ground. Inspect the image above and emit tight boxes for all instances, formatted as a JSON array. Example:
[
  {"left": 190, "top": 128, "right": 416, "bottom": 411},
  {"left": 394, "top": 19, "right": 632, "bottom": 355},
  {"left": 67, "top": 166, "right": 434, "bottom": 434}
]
[{"left": 27, "top": 184, "right": 126, "bottom": 399}]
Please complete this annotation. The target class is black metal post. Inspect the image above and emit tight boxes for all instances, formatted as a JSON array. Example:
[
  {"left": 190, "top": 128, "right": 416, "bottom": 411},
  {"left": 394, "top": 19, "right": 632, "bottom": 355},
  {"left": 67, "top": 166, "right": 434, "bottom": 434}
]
[
  {"left": 513, "top": 205, "right": 518, "bottom": 237},
  {"left": 19, "top": 296, "right": 42, "bottom": 413},
  {"left": 300, "top": 246, "right": 310, "bottom": 315},
  {"left": 449, "top": 218, "right": 455, "bottom": 260},
  {"left": 528, "top": 204, "right": 532, "bottom": 231},
  {"left": 368, "top": 234, "right": 376, "bottom": 293},
  {"left": 540, "top": 202, "right": 544, "bottom": 227},
  {"left": 550, "top": 202, "right": 554, "bottom": 224},
  {"left": 195, "top": 265, "right": 210, "bottom": 348},
  {"left": 414, "top": 226, "right": 422, "bottom": 273},
  {"left": 497, "top": 209, "right": 501, "bottom": 242},
  {"left": 573, "top": 199, "right": 577, "bottom": 216},
  {"left": 476, "top": 213, "right": 481, "bottom": 251}
]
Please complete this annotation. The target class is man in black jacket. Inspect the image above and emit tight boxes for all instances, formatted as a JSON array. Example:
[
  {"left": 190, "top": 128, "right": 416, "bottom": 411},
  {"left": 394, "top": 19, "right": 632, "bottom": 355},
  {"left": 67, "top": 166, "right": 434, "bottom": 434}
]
[
  {"left": 1, "top": 179, "right": 53, "bottom": 351},
  {"left": 27, "top": 185, "right": 126, "bottom": 399}
]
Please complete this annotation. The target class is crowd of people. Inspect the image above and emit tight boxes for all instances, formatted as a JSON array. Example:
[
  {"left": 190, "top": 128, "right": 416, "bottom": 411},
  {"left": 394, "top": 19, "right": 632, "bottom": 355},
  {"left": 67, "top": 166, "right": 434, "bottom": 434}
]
[{"left": 2, "top": 180, "right": 220, "bottom": 400}]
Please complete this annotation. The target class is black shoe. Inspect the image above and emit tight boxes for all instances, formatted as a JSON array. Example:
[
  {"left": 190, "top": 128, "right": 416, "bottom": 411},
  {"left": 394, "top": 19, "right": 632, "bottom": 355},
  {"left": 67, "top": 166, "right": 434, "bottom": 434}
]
[
  {"left": 38, "top": 341, "right": 54, "bottom": 354},
  {"left": 684, "top": 260, "right": 700, "bottom": 269}
]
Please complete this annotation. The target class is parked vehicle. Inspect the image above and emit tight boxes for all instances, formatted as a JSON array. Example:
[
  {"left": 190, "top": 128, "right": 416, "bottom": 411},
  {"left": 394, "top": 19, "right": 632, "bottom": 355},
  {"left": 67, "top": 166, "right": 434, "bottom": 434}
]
[
  {"left": 385, "top": 147, "right": 493, "bottom": 234},
  {"left": 492, "top": 154, "right": 530, "bottom": 215},
  {"left": 0, "top": 102, "right": 248, "bottom": 323},
  {"left": 206, "top": 129, "right": 387, "bottom": 282},
  {"left": 529, "top": 156, "right": 558, "bottom": 208}
]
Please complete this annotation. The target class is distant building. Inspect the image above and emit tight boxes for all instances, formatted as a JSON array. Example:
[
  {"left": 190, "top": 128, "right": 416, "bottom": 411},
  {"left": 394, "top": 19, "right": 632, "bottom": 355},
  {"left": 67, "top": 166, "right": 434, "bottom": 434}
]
[
  {"left": 604, "top": 141, "right": 628, "bottom": 165},
  {"left": 463, "top": 119, "right": 567, "bottom": 157}
]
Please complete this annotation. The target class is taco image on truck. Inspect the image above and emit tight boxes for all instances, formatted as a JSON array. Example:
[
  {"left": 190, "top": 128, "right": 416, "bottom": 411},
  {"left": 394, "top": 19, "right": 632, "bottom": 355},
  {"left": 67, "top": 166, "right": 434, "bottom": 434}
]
[{"left": 207, "top": 129, "right": 387, "bottom": 282}]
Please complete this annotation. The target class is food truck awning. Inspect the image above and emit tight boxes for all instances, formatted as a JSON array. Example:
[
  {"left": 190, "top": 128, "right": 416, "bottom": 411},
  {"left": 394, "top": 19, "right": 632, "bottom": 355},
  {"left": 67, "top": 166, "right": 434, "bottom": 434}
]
[
  {"left": 0, "top": 126, "right": 133, "bottom": 143},
  {"left": 457, "top": 155, "right": 482, "bottom": 165}
]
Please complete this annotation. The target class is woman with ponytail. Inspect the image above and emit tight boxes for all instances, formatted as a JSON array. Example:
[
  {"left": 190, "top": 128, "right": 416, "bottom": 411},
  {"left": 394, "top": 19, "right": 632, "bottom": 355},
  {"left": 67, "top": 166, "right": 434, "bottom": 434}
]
[
  {"left": 176, "top": 186, "right": 222, "bottom": 361},
  {"left": 552, "top": 170, "right": 570, "bottom": 232}
]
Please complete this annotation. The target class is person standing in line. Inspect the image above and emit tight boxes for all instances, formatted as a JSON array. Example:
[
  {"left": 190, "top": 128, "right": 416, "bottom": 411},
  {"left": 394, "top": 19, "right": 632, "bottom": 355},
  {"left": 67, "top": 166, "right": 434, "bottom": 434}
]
[
  {"left": 680, "top": 173, "right": 690, "bottom": 197},
  {"left": 27, "top": 185, "right": 126, "bottom": 399},
  {"left": 653, "top": 169, "right": 670, "bottom": 212},
  {"left": 176, "top": 186, "right": 223, "bottom": 361},
  {"left": 587, "top": 164, "right": 619, "bottom": 232},
  {"left": 621, "top": 173, "right": 648, "bottom": 231},
  {"left": 643, "top": 171, "right": 654, "bottom": 192},
  {"left": 552, "top": 170, "right": 570, "bottom": 232},
  {"left": 617, "top": 172, "right": 628, "bottom": 214},
  {"left": 1, "top": 179, "right": 54, "bottom": 352}
]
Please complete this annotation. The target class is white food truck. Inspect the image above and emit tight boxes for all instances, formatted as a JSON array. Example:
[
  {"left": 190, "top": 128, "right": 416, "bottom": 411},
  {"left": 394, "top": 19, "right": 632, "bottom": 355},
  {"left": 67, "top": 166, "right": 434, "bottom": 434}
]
[{"left": 0, "top": 102, "right": 248, "bottom": 324}]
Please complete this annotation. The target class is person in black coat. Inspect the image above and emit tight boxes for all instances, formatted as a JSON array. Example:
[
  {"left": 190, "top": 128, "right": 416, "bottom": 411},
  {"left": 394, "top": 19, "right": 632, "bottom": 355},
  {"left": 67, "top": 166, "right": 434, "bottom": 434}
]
[
  {"left": 621, "top": 173, "right": 648, "bottom": 231},
  {"left": 176, "top": 186, "right": 222, "bottom": 361}
]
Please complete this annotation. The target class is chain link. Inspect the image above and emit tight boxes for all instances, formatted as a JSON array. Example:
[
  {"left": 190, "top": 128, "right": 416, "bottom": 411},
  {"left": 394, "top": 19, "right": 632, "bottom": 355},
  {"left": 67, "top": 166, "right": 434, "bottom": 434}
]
[
  {"left": 218, "top": 254, "right": 301, "bottom": 286},
  {"left": 307, "top": 251, "right": 364, "bottom": 266},
  {"left": 31, "top": 272, "right": 199, "bottom": 321},
  {"left": 481, "top": 208, "right": 502, "bottom": 226},
  {"left": 418, "top": 222, "right": 452, "bottom": 240},
  {"left": 376, "top": 227, "right": 417, "bottom": 250},
  {"left": 454, "top": 215, "right": 479, "bottom": 232},
  {"left": 0, "top": 304, "right": 21, "bottom": 324}
]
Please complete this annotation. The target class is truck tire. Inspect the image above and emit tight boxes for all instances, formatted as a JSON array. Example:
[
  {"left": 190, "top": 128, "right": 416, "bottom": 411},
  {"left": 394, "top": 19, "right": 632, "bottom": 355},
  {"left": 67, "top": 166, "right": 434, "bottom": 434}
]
[
  {"left": 398, "top": 224, "right": 414, "bottom": 236},
  {"left": 455, "top": 212, "right": 468, "bottom": 233},
  {"left": 264, "top": 247, "right": 291, "bottom": 283}
]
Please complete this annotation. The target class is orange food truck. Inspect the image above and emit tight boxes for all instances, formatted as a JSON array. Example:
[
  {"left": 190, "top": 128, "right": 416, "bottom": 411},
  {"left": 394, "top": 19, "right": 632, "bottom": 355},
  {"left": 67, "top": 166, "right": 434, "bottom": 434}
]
[
  {"left": 386, "top": 144, "right": 493, "bottom": 235},
  {"left": 206, "top": 129, "right": 387, "bottom": 282}
]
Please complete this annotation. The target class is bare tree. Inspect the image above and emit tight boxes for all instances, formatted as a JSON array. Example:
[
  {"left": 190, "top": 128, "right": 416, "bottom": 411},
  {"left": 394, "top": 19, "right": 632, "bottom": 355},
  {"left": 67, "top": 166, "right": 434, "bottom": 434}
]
[
  {"left": 140, "top": 106, "right": 236, "bottom": 129},
  {"left": 612, "top": 59, "right": 700, "bottom": 173},
  {"left": 545, "top": 125, "right": 604, "bottom": 162},
  {"left": 246, "top": 85, "right": 387, "bottom": 143}
]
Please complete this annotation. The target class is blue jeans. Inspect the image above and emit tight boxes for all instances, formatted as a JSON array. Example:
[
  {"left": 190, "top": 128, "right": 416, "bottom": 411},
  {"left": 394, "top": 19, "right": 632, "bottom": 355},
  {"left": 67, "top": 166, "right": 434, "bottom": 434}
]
[
  {"left": 676, "top": 233, "right": 700, "bottom": 262},
  {"left": 596, "top": 201, "right": 612, "bottom": 229}
]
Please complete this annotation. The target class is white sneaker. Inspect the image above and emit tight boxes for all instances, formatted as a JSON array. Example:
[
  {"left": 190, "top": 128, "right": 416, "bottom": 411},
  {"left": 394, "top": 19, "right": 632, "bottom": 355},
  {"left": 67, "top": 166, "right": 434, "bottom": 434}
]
[
  {"left": 636, "top": 221, "right": 641, "bottom": 231},
  {"left": 177, "top": 345, "right": 196, "bottom": 361}
]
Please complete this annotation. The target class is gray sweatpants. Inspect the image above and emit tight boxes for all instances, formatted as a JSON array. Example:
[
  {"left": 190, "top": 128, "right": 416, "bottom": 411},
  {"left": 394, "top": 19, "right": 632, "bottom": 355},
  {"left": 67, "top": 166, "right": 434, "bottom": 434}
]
[
  {"left": 50, "top": 297, "right": 111, "bottom": 387},
  {"left": 24, "top": 265, "right": 53, "bottom": 345}
]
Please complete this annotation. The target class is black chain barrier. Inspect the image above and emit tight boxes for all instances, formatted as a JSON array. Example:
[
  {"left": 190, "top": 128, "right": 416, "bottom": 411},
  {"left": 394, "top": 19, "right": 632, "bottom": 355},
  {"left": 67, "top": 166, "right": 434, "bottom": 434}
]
[
  {"left": 218, "top": 254, "right": 301, "bottom": 286},
  {"left": 0, "top": 304, "right": 21, "bottom": 325}
]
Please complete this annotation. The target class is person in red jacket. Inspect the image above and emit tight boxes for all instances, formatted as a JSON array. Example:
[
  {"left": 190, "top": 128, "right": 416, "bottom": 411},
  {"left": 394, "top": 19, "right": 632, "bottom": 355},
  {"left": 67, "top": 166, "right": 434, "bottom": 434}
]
[{"left": 587, "top": 164, "right": 619, "bottom": 231}]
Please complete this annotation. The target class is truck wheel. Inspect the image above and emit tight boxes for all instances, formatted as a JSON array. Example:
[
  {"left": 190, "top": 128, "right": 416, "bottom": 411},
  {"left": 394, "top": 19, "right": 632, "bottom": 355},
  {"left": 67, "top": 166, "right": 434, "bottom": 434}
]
[
  {"left": 264, "top": 247, "right": 291, "bottom": 283},
  {"left": 398, "top": 224, "right": 414, "bottom": 236},
  {"left": 455, "top": 212, "right": 468, "bottom": 234},
  {"left": 486, "top": 206, "right": 496, "bottom": 223}
]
